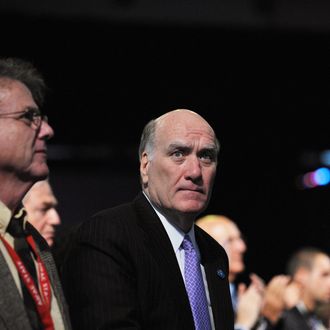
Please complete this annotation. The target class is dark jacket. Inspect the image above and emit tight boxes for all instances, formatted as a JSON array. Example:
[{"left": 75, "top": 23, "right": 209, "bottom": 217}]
[{"left": 62, "top": 192, "right": 234, "bottom": 330}]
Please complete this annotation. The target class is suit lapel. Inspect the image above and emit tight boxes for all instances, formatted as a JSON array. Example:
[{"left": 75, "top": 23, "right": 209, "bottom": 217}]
[
  {"left": 0, "top": 250, "right": 32, "bottom": 329},
  {"left": 195, "top": 226, "right": 234, "bottom": 330},
  {"left": 132, "top": 193, "right": 233, "bottom": 329},
  {"left": 133, "top": 193, "right": 194, "bottom": 327}
]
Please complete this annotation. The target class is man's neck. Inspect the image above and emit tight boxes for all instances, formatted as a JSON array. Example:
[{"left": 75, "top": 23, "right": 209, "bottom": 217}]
[
  {"left": 299, "top": 295, "right": 316, "bottom": 313},
  {"left": 0, "top": 174, "right": 32, "bottom": 212},
  {"left": 143, "top": 192, "right": 195, "bottom": 233}
]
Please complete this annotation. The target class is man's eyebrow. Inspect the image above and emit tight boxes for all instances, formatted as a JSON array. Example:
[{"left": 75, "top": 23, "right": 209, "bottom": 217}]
[
  {"left": 167, "top": 143, "right": 217, "bottom": 152},
  {"left": 167, "top": 142, "right": 191, "bottom": 151},
  {"left": 202, "top": 143, "right": 217, "bottom": 151},
  {"left": 24, "top": 106, "right": 39, "bottom": 112}
]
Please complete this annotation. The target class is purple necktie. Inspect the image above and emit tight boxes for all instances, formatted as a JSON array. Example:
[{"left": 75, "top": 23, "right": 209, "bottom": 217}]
[{"left": 182, "top": 235, "right": 212, "bottom": 330}]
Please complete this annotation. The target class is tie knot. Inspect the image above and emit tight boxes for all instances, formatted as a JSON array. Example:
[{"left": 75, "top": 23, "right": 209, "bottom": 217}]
[{"left": 181, "top": 235, "right": 194, "bottom": 251}]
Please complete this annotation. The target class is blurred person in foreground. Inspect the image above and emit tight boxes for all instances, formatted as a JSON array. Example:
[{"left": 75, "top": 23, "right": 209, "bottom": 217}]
[
  {"left": 62, "top": 109, "right": 234, "bottom": 329},
  {"left": 23, "top": 179, "right": 61, "bottom": 247},
  {"left": 262, "top": 247, "right": 330, "bottom": 330},
  {"left": 0, "top": 57, "right": 71, "bottom": 329},
  {"left": 197, "top": 214, "right": 265, "bottom": 330}
]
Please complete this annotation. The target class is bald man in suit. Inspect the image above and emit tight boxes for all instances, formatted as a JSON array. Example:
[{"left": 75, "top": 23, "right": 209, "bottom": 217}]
[{"left": 62, "top": 109, "right": 234, "bottom": 329}]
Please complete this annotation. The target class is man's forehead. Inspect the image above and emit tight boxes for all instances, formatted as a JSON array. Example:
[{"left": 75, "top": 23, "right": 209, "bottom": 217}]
[
  {"left": 157, "top": 125, "right": 216, "bottom": 146},
  {"left": 314, "top": 254, "right": 330, "bottom": 269},
  {"left": 0, "top": 79, "right": 14, "bottom": 104},
  {"left": 0, "top": 78, "right": 23, "bottom": 94},
  {"left": 0, "top": 79, "right": 33, "bottom": 105},
  {"left": 0, "top": 89, "right": 10, "bottom": 105},
  {"left": 166, "top": 139, "right": 216, "bottom": 149},
  {"left": 0, "top": 77, "right": 14, "bottom": 87},
  {"left": 154, "top": 110, "right": 218, "bottom": 152},
  {"left": 159, "top": 119, "right": 213, "bottom": 134}
]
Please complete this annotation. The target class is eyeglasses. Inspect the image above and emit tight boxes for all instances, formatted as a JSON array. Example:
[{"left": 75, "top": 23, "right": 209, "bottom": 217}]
[{"left": 0, "top": 107, "right": 48, "bottom": 129}]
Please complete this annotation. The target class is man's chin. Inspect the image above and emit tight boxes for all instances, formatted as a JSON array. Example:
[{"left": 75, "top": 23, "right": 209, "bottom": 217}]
[
  {"left": 177, "top": 200, "right": 207, "bottom": 215},
  {"left": 31, "top": 168, "right": 49, "bottom": 181},
  {"left": 20, "top": 166, "right": 49, "bottom": 182}
]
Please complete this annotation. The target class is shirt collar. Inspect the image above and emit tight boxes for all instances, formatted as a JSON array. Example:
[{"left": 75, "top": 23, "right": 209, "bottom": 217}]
[
  {"left": 0, "top": 200, "right": 13, "bottom": 235},
  {"left": 296, "top": 301, "right": 315, "bottom": 317},
  {"left": 0, "top": 200, "right": 27, "bottom": 235},
  {"left": 142, "top": 191, "right": 199, "bottom": 257}
]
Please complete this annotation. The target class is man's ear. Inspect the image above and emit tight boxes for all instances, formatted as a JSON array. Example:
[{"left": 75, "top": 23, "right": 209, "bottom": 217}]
[
  {"left": 140, "top": 151, "right": 149, "bottom": 187},
  {"left": 294, "top": 267, "right": 310, "bottom": 286}
]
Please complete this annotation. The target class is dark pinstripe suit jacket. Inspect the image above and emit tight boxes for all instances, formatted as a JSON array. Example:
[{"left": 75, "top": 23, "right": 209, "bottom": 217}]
[
  {"left": 62, "top": 192, "right": 234, "bottom": 330},
  {"left": 0, "top": 223, "right": 72, "bottom": 330}
]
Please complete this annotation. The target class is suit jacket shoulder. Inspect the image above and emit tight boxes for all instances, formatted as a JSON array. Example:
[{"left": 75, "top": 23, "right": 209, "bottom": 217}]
[
  {"left": 195, "top": 226, "right": 234, "bottom": 329},
  {"left": 62, "top": 192, "right": 233, "bottom": 330},
  {"left": 262, "top": 306, "right": 311, "bottom": 330}
]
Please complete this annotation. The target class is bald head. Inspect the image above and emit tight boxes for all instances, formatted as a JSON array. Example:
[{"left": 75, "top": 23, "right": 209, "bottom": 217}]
[
  {"left": 157, "top": 109, "right": 214, "bottom": 132},
  {"left": 139, "top": 109, "right": 220, "bottom": 161},
  {"left": 23, "top": 180, "right": 61, "bottom": 246},
  {"left": 196, "top": 215, "right": 247, "bottom": 282},
  {"left": 196, "top": 215, "right": 243, "bottom": 249}
]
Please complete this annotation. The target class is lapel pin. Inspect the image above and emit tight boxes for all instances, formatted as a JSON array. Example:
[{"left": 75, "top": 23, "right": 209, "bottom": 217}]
[{"left": 216, "top": 269, "right": 226, "bottom": 279}]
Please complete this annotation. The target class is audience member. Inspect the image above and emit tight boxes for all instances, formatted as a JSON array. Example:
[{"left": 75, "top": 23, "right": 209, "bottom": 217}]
[
  {"left": 263, "top": 247, "right": 330, "bottom": 330},
  {"left": 23, "top": 179, "right": 61, "bottom": 247},
  {"left": 62, "top": 109, "right": 234, "bottom": 329},
  {"left": 261, "top": 274, "right": 300, "bottom": 325},
  {"left": 23, "top": 179, "right": 79, "bottom": 276},
  {"left": 196, "top": 214, "right": 265, "bottom": 330},
  {"left": 0, "top": 57, "right": 71, "bottom": 329}
]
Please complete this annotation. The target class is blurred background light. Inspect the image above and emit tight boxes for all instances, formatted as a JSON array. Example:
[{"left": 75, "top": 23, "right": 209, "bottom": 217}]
[
  {"left": 301, "top": 167, "right": 330, "bottom": 189},
  {"left": 313, "top": 167, "right": 330, "bottom": 186}
]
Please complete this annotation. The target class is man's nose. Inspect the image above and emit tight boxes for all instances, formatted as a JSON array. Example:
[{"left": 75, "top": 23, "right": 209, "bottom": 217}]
[
  {"left": 38, "top": 120, "right": 54, "bottom": 140},
  {"left": 237, "top": 238, "right": 247, "bottom": 252},
  {"left": 48, "top": 208, "right": 61, "bottom": 225},
  {"left": 184, "top": 156, "right": 202, "bottom": 180}
]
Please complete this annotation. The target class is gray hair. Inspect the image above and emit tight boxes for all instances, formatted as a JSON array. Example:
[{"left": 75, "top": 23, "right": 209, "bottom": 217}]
[
  {"left": 138, "top": 118, "right": 157, "bottom": 160},
  {"left": 0, "top": 57, "right": 46, "bottom": 107}
]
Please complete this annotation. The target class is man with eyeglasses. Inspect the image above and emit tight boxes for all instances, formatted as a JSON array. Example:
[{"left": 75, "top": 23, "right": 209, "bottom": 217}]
[{"left": 0, "top": 57, "right": 71, "bottom": 330}]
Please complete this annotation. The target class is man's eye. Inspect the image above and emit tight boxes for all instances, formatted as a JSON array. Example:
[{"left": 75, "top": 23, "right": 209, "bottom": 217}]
[
  {"left": 200, "top": 152, "right": 215, "bottom": 163},
  {"left": 22, "top": 109, "right": 40, "bottom": 122},
  {"left": 173, "top": 151, "right": 184, "bottom": 158},
  {"left": 23, "top": 112, "right": 34, "bottom": 122}
]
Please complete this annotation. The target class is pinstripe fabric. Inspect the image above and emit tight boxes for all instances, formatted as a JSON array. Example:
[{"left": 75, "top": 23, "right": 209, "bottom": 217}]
[{"left": 62, "top": 192, "right": 234, "bottom": 330}]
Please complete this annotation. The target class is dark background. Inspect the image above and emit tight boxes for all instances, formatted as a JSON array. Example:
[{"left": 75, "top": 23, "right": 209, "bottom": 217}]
[{"left": 1, "top": 2, "right": 329, "bottom": 282}]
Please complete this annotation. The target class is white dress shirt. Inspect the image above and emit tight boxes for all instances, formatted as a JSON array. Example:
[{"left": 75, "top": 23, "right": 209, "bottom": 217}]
[{"left": 143, "top": 192, "right": 215, "bottom": 329}]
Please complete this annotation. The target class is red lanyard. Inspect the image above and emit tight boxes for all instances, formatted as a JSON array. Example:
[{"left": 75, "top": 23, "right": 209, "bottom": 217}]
[{"left": 0, "top": 234, "right": 55, "bottom": 330}]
